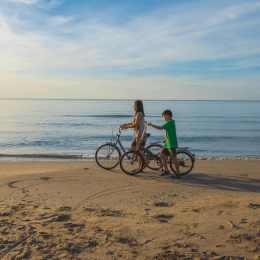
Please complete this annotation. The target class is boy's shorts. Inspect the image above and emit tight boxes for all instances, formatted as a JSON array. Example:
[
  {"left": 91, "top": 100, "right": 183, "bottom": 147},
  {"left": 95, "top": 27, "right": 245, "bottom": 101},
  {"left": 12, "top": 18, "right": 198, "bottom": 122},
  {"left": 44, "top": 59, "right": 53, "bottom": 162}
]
[{"left": 160, "top": 147, "right": 177, "bottom": 158}]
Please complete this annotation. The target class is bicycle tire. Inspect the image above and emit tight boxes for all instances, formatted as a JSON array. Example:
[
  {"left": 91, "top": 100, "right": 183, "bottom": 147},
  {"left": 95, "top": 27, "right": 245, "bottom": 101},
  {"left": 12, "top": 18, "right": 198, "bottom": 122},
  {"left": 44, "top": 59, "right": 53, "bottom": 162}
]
[
  {"left": 95, "top": 143, "right": 121, "bottom": 170},
  {"left": 145, "top": 144, "right": 163, "bottom": 170},
  {"left": 170, "top": 150, "right": 194, "bottom": 175},
  {"left": 120, "top": 150, "right": 144, "bottom": 175}
]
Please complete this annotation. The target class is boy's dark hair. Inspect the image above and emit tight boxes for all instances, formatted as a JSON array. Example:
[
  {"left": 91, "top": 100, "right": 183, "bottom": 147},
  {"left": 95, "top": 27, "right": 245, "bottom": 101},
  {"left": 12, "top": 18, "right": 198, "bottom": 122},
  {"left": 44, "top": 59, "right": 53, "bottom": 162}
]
[
  {"left": 162, "top": 109, "right": 172, "bottom": 117},
  {"left": 135, "top": 100, "right": 145, "bottom": 117}
]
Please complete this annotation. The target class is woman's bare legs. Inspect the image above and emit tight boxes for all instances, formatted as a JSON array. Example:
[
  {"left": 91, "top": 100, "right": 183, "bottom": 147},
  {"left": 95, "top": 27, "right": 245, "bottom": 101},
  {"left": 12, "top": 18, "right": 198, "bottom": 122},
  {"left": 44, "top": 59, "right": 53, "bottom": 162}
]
[
  {"left": 139, "top": 149, "right": 149, "bottom": 170},
  {"left": 130, "top": 145, "right": 149, "bottom": 171},
  {"left": 130, "top": 145, "right": 136, "bottom": 151}
]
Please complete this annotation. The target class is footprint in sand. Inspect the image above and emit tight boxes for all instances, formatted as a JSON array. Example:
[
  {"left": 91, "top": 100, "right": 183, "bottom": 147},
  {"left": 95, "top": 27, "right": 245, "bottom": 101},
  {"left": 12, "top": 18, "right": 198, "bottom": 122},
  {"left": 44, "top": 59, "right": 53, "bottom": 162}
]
[
  {"left": 215, "top": 244, "right": 225, "bottom": 248},
  {"left": 152, "top": 201, "right": 170, "bottom": 207},
  {"left": 54, "top": 214, "right": 70, "bottom": 222},
  {"left": 114, "top": 235, "right": 138, "bottom": 246},
  {"left": 57, "top": 206, "right": 72, "bottom": 211},
  {"left": 152, "top": 214, "right": 173, "bottom": 223},
  {"left": 247, "top": 203, "right": 260, "bottom": 209},
  {"left": 40, "top": 177, "right": 50, "bottom": 181},
  {"left": 239, "top": 218, "right": 247, "bottom": 224},
  {"left": 228, "top": 221, "right": 237, "bottom": 228},
  {"left": 1, "top": 212, "right": 10, "bottom": 216},
  {"left": 217, "top": 225, "right": 225, "bottom": 230}
]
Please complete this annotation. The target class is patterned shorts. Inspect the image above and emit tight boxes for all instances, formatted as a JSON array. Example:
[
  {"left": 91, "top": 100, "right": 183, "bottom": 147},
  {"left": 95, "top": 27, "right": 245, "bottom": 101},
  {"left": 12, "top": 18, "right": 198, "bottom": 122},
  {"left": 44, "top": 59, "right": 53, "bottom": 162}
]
[{"left": 131, "top": 137, "right": 146, "bottom": 147}]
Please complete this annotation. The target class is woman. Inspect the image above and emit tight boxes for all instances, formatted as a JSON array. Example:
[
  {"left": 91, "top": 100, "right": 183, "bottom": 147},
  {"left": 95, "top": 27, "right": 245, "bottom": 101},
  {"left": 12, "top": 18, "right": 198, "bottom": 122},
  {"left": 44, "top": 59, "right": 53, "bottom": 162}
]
[{"left": 123, "top": 100, "right": 149, "bottom": 170}]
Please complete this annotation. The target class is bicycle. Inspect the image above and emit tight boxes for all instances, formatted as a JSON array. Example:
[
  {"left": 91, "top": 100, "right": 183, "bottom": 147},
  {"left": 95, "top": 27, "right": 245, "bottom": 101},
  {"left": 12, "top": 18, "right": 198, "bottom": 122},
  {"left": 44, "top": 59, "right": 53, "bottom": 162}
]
[
  {"left": 120, "top": 124, "right": 195, "bottom": 176},
  {"left": 95, "top": 126, "right": 162, "bottom": 170}
]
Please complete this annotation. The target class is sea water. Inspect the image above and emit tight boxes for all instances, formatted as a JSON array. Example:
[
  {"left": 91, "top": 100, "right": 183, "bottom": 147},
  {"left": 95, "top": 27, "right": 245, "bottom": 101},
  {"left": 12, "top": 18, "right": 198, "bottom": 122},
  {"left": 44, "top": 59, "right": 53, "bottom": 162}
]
[{"left": 0, "top": 99, "right": 259, "bottom": 161}]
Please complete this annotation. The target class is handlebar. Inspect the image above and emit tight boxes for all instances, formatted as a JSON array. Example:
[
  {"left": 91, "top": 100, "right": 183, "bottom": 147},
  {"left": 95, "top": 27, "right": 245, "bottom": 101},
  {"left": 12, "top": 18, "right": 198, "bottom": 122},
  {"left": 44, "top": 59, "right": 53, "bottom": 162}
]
[
  {"left": 118, "top": 125, "right": 125, "bottom": 134},
  {"left": 118, "top": 122, "right": 149, "bottom": 135},
  {"left": 118, "top": 122, "right": 150, "bottom": 136},
  {"left": 117, "top": 123, "right": 148, "bottom": 138}
]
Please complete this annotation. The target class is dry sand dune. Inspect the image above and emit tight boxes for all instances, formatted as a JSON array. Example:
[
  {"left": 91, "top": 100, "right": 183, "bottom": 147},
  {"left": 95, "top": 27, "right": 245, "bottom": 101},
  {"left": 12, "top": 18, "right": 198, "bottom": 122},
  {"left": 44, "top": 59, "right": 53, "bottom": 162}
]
[{"left": 0, "top": 160, "right": 260, "bottom": 259}]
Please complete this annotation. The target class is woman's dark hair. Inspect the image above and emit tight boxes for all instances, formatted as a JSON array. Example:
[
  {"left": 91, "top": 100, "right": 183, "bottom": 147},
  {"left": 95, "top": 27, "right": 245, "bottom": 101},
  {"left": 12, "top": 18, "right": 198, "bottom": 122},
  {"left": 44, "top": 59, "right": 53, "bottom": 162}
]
[
  {"left": 135, "top": 100, "right": 145, "bottom": 117},
  {"left": 162, "top": 109, "right": 172, "bottom": 117}
]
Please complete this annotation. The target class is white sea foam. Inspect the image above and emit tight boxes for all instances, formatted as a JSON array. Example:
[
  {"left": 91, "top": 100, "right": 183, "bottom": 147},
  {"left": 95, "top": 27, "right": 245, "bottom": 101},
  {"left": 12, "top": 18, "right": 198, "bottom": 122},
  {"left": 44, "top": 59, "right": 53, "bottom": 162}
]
[
  {"left": 1, "top": 153, "right": 260, "bottom": 161},
  {"left": 195, "top": 155, "right": 260, "bottom": 161}
]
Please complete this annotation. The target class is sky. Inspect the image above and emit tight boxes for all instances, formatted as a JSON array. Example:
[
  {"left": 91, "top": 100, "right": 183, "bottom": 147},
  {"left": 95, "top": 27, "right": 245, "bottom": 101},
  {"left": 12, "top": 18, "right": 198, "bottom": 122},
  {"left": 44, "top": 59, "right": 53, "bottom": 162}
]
[{"left": 0, "top": 0, "right": 260, "bottom": 100}]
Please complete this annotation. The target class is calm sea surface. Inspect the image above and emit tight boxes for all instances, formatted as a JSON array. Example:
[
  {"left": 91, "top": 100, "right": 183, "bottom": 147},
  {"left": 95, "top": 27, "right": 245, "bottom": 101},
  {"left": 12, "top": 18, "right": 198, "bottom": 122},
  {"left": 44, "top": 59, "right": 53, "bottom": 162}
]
[{"left": 0, "top": 99, "right": 259, "bottom": 160}]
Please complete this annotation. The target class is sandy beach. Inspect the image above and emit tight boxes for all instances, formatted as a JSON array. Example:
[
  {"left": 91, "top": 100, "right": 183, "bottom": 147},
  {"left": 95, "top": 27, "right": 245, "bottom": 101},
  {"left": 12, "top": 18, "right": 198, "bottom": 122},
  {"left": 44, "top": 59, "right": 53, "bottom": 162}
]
[{"left": 0, "top": 160, "right": 260, "bottom": 259}]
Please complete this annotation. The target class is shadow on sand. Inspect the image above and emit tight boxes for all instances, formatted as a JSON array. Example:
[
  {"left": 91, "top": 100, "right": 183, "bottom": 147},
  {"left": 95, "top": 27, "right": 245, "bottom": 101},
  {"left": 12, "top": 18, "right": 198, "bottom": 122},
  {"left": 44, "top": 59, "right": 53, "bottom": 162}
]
[{"left": 114, "top": 169, "right": 260, "bottom": 194}]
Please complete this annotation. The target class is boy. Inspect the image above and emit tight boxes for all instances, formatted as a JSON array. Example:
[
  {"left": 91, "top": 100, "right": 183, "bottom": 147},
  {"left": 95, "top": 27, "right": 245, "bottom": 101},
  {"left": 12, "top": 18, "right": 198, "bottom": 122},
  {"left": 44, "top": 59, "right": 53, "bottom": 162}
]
[{"left": 147, "top": 109, "right": 181, "bottom": 178}]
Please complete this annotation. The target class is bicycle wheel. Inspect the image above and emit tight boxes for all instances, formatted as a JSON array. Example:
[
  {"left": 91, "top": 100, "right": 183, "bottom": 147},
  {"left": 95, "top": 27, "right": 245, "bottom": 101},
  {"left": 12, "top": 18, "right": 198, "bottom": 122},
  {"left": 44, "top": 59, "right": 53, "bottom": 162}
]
[
  {"left": 95, "top": 144, "right": 121, "bottom": 170},
  {"left": 145, "top": 144, "right": 163, "bottom": 170},
  {"left": 170, "top": 151, "right": 194, "bottom": 175},
  {"left": 120, "top": 150, "right": 144, "bottom": 175}
]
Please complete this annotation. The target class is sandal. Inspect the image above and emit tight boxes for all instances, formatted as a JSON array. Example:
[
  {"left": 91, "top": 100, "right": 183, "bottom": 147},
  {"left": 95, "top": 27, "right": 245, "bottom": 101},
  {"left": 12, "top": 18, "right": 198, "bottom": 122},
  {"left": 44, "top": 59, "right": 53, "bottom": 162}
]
[
  {"left": 160, "top": 170, "right": 170, "bottom": 176},
  {"left": 171, "top": 173, "right": 181, "bottom": 178}
]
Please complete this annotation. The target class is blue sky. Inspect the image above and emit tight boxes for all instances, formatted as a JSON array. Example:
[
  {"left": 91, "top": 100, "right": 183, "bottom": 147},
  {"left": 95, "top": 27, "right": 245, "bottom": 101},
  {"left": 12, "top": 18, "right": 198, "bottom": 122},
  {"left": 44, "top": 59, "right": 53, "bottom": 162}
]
[{"left": 0, "top": 0, "right": 260, "bottom": 99}]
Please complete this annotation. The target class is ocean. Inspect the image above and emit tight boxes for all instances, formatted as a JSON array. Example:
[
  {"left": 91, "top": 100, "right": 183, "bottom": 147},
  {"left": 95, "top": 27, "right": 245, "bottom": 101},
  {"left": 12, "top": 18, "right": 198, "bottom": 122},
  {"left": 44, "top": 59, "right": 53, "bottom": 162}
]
[{"left": 0, "top": 99, "right": 260, "bottom": 161}]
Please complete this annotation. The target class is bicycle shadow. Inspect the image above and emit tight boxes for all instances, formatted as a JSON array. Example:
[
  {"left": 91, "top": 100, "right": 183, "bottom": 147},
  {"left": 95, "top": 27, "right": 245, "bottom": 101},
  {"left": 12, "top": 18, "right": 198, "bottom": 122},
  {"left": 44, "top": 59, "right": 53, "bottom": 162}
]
[{"left": 122, "top": 170, "right": 260, "bottom": 194}]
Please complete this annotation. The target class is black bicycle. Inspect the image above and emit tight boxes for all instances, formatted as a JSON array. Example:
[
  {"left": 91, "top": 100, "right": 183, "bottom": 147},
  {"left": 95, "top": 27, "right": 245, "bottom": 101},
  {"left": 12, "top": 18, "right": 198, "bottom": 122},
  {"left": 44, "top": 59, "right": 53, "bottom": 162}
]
[
  {"left": 95, "top": 126, "right": 162, "bottom": 170},
  {"left": 120, "top": 125, "right": 195, "bottom": 176}
]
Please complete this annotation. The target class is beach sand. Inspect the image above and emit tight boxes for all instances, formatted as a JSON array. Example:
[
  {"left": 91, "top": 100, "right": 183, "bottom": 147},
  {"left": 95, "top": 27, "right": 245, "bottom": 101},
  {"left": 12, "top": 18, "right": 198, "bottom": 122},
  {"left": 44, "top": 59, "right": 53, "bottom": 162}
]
[{"left": 0, "top": 160, "right": 260, "bottom": 259}]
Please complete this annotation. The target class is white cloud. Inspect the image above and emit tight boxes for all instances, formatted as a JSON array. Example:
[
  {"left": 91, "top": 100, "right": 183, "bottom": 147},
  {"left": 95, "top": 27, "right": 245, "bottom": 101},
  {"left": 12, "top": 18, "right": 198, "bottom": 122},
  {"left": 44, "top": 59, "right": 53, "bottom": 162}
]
[
  {"left": 1, "top": 72, "right": 260, "bottom": 100},
  {"left": 207, "top": 2, "right": 260, "bottom": 25},
  {"left": 6, "top": 0, "right": 40, "bottom": 4},
  {"left": 37, "top": 0, "right": 64, "bottom": 10},
  {"left": 0, "top": 0, "right": 260, "bottom": 99},
  {"left": 4, "top": 0, "right": 64, "bottom": 9},
  {"left": 49, "top": 15, "right": 73, "bottom": 25},
  {"left": 0, "top": 1, "right": 260, "bottom": 73}
]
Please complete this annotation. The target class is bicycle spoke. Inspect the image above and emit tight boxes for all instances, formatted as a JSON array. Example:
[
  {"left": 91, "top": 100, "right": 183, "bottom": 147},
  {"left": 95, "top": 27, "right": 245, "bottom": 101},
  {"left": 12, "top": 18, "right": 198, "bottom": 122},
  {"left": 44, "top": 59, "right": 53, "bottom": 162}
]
[
  {"left": 170, "top": 151, "right": 194, "bottom": 175},
  {"left": 145, "top": 144, "right": 163, "bottom": 170},
  {"left": 120, "top": 151, "right": 144, "bottom": 175},
  {"left": 95, "top": 144, "right": 120, "bottom": 170}
]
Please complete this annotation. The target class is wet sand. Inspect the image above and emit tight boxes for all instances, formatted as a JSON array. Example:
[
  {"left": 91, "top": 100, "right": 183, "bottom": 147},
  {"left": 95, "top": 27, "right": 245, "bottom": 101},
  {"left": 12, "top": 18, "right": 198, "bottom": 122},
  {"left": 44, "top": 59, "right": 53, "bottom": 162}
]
[{"left": 0, "top": 160, "right": 260, "bottom": 259}]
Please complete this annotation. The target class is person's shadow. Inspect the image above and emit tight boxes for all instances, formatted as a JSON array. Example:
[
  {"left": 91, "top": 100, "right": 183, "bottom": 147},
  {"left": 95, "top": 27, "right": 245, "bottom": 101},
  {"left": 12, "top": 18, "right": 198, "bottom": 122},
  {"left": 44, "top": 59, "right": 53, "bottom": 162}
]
[{"left": 121, "top": 170, "right": 260, "bottom": 194}]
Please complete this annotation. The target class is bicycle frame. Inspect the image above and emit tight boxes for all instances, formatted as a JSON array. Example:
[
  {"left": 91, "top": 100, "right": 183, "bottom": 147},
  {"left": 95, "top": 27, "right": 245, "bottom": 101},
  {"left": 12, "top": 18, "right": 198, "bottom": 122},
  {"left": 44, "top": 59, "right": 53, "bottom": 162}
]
[
  {"left": 139, "top": 146, "right": 160, "bottom": 161},
  {"left": 135, "top": 124, "right": 195, "bottom": 163},
  {"left": 106, "top": 135, "right": 127, "bottom": 154},
  {"left": 133, "top": 124, "right": 161, "bottom": 161},
  {"left": 106, "top": 125, "right": 195, "bottom": 165},
  {"left": 106, "top": 126, "right": 153, "bottom": 156},
  {"left": 178, "top": 147, "right": 196, "bottom": 162}
]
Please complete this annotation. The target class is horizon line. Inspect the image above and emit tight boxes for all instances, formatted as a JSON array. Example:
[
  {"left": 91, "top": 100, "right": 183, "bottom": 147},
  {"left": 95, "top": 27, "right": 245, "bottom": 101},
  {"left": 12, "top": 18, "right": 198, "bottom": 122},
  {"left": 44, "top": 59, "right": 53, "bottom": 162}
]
[{"left": 0, "top": 98, "right": 259, "bottom": 101}]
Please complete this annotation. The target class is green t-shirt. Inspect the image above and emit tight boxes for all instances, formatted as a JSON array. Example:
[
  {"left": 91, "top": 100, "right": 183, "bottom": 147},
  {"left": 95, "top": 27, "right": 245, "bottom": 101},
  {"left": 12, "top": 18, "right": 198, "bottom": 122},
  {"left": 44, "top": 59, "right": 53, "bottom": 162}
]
[{"left": 162, "top": 120, "right": 178, "bottom": 148}]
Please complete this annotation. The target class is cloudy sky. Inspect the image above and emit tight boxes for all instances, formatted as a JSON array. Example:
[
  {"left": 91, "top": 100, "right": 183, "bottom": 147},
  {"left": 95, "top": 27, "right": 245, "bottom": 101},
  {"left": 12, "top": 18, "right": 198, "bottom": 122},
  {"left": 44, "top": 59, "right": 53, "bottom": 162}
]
[{"left": 0, "top": 0, "right": 260, "bottom": 99}]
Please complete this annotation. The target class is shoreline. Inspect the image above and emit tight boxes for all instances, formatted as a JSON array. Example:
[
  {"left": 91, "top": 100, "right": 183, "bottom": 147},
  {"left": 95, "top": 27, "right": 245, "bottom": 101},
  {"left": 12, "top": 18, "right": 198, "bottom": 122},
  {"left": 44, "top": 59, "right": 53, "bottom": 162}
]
[{"left": 1, "top": 154, "right": 260, "bottom": 162}]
